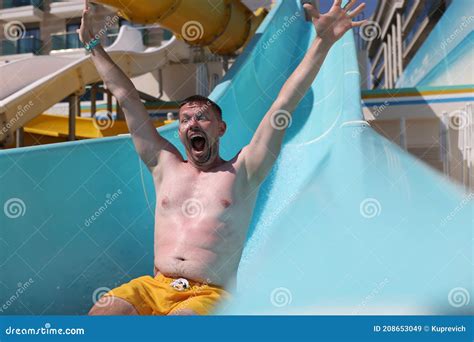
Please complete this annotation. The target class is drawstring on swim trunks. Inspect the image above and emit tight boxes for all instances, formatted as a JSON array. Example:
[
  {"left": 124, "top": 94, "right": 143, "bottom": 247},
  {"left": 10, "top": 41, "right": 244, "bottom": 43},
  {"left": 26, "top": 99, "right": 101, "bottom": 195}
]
[{"left": 170, "top": 278, "right": 190, "bottom": 291}]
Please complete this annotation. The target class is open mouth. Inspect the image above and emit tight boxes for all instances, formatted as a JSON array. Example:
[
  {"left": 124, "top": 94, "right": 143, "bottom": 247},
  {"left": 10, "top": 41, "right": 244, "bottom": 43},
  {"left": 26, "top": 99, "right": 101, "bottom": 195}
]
[
  {"left": 191, "top": 135, "right": 206, "bottom": 152},
  {"left": 186, "top": 130, "right": 212, "bottom": 164},
  {"left": 188, "top": 132, "right": 208, "bottom": 153}
]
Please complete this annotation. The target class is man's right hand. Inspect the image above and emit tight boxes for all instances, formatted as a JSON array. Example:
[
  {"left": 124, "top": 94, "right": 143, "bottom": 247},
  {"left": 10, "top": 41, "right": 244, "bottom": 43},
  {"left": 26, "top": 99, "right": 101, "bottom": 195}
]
[
  {"left": 75, "top": 0, "right": 182, "bottom": 171},
  {"left": 77, "top": 0, "right": 95, "bottom": 44}
]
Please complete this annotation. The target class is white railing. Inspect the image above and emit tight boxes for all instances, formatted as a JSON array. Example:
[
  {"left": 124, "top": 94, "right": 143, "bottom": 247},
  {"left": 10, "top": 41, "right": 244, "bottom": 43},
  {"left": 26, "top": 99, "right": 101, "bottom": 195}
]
[{"left": 441, "top": 103, "right": 473, "bottom": 190}]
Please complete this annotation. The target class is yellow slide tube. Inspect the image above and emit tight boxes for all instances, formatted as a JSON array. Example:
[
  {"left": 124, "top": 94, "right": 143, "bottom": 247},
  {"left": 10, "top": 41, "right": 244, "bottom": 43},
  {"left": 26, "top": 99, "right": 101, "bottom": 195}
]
[{"left": 93, "top": 0, "right": 266, "bottom": 54}]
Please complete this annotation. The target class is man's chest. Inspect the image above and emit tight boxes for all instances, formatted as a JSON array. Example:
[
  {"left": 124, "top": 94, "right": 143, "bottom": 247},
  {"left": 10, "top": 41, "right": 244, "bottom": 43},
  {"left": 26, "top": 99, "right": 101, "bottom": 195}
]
[{"left": 154, "top": 164, "right": 245, "bottom": 215}]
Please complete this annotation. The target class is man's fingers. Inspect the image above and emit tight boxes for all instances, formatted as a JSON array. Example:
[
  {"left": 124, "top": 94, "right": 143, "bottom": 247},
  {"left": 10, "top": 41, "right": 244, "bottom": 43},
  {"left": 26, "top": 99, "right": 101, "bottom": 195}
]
[
  {"left": 333, "top": 0, "right": 342, "bottom": 8},
  {"left": 82, "top": 7, "right": 89, "bottom": 21},
  {"left": 303, "top": 3, "right": 320, "bottom": 19},
  {"left": 82, "top": 7, "right": 91, "bottom": 25},
  {"left": 76, "top": 28, "right": 84, "bottom": 43},
  {"left": 352, "top": 19, "right": 367, "bottom": 27},
  {"left": 343, "top": 0, "right": 357, "bottom": 11},
  {"left": 348, "top": 3, "right": 366, "bottom": 18}
]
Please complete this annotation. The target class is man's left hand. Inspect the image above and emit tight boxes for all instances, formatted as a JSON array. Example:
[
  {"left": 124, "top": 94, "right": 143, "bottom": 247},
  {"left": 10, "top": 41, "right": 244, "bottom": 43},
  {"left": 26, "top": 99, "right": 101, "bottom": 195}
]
[{"left": 304, "top": 0, "right": 367, "bottom": 45}]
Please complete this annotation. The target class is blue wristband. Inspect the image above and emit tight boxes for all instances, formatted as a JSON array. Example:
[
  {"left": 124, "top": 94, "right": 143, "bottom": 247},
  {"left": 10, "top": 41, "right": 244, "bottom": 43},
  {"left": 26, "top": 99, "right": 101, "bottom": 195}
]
[{"left": 85, "top": 38, "right": 100, "bottom": 51}]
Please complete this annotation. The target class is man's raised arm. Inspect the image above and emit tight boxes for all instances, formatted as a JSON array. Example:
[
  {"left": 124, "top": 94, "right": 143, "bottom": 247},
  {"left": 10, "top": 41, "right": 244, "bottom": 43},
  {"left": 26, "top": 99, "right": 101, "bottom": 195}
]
[
  {"left": 78, "top": 0, "right": 182, "bottom": 171},
  {"left": 242, "top": 0, "right": 366, "bottom": 186}
]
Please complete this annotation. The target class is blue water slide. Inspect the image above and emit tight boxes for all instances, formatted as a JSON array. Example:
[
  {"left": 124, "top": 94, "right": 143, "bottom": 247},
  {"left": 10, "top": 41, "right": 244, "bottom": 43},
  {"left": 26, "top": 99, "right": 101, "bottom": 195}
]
[{"left": 0, "top": 0, "right": 471, "bottom": 315}]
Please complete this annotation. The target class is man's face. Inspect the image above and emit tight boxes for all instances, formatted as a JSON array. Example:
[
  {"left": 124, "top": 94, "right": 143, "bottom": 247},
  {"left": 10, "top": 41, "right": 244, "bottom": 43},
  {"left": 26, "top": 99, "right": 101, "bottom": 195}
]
[{"left": 178, "top": 101, "right": 226, "bottom": 166}]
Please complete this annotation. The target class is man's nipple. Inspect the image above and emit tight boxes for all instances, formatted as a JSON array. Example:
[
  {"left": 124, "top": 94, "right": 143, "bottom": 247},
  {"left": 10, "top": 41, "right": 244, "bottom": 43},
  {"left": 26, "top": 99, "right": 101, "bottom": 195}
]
[
  {"left": 220, "top": 199, "right": 232, "bottom": 208},
  {"left": 161, "top": 196, "right": 170, "bottom": 208}
]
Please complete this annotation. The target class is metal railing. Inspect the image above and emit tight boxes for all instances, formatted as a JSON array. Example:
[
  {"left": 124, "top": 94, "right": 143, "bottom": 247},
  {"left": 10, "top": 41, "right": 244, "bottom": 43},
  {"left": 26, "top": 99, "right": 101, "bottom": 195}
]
[
  {"left": 105, "top": 28, "right": 119, "bottom": 46},
  {"left": 112, "top": 25, "right": 154, "bottom": 46},
  {"left": 353, "top": 11, "right": 366, "bottom": 50},
  {"left": 0, "top": 36, "right": 42, "bottom": 55},
  {"left": 402, "top": 0, "right": 444, "bottom": 50},
  {"left": 441, "top": 103, "right": 473, "bottom": 190},
  {"left": 49, "top": 26, "right": 160, "bottom": 51},
  {"left": 1, "top": 0, "right": 43, "bottom": 9},
  {"left": 51, "top": 31, "right": 82, "bottom": 50}
]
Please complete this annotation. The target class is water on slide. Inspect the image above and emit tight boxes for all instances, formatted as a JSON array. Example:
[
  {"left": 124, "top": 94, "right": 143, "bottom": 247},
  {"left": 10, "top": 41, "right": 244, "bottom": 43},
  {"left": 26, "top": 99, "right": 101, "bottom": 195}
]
[{"left": 0, "top": 0, "right": 471, "bottom": 315}]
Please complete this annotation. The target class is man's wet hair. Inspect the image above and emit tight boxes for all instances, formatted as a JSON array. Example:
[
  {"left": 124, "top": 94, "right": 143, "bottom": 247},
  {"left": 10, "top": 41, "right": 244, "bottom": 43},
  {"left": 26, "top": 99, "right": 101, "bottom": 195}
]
[{"left": 179, "top": 95, "right": 223, "bottom": 121}]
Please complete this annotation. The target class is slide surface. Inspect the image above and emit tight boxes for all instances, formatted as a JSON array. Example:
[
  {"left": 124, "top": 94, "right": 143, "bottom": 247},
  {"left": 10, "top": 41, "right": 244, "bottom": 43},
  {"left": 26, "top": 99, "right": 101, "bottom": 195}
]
[
  {"left": 0, "top": 25, "right": 190, "bottom": 144},
  {"left": 0, "top": 0, "right": 472, "bottom": 315}
]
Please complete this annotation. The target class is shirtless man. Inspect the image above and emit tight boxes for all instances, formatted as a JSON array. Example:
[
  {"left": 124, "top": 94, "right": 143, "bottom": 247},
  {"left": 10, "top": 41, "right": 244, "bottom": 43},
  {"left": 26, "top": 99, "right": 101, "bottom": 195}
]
[{"left": 83, "top": 0, "right": 366, "bottom": 315}]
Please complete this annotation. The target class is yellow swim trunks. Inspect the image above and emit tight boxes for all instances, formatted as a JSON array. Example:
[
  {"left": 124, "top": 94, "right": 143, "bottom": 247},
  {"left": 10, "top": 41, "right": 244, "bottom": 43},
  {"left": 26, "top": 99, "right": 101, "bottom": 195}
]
[{"left": 104, "top": 273, "right": 230, "bottom": 315}]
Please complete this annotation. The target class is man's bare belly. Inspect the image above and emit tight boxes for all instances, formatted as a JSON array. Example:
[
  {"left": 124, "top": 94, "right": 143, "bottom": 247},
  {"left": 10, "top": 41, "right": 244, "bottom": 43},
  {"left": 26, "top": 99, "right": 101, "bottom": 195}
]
[{"left": 152, "top": 158, "right": 257, "bottom": 288}]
